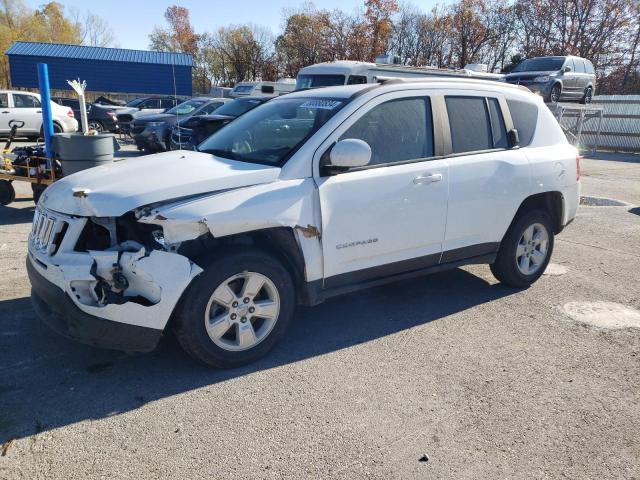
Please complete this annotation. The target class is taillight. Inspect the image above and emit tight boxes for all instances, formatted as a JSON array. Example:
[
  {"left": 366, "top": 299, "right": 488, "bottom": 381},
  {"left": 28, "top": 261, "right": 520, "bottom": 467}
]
[
  {"left": 67, "top": 108, "right": 74, "bottom": 118},
  {"left": 107, "top": 110, "right": 116, "bottom": 118},
  {"left": 576, "top": 155, "right": 581, "bottom": 181}
]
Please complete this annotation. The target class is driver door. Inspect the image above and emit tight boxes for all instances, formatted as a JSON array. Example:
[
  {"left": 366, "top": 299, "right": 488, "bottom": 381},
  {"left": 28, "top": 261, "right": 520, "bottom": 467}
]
[
  {"left": 315, "top": 92, "right": 449, "bottom": 288},
  {"left": 0, "top": 93, "right": 9, "bottom": 133}
]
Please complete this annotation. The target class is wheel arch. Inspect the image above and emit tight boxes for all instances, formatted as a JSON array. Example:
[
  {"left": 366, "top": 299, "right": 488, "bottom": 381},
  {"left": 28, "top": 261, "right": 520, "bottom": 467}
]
[
  {"left": 177, "top": 227, "right": 308, "bottom": 303},
  {"left": 511, "top": 191, "right": 565, "bottom": 235}
]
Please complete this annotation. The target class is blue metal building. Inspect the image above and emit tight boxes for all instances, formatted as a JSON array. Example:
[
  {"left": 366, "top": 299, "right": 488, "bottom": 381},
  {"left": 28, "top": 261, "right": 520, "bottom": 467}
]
[{"left": 6, "top": 42, "right": 193, "bottom": 96}]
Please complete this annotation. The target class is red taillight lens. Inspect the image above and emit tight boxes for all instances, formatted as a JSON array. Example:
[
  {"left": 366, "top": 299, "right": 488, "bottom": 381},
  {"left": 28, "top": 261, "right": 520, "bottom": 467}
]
[
  {"left": 107, "top": 110, "right": 116, "bottom": 118},
  {"left": 576, "top": 155, "right": 581, "bottom": 181},
  {"left": 67, "top": 108, "right": 74, "bottom": 118}
]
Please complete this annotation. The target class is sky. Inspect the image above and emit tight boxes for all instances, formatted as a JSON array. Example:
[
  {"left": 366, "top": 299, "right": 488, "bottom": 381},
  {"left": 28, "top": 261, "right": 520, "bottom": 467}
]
[{"left": 24, "top": 0, "right": 444, "bottom": 51}]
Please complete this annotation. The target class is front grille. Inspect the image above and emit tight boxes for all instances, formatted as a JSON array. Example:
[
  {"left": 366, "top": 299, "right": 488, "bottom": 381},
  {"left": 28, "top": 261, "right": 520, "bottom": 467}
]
[
  {"left": 30, "top": 207, "right": 67, "bottom": 255},
  {"left": 117, "top": 113, "right": 133, "bottom": 123}
]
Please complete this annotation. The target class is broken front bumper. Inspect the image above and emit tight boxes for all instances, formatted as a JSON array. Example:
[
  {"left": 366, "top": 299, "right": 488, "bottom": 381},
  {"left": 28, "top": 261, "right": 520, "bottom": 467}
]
[{"left": 28, "top": 257, "right": 162, "bottom": 352}]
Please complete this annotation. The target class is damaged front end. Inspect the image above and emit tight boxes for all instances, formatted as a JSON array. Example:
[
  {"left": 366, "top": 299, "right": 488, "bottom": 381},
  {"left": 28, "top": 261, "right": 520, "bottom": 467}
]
[{"left": 28, "top": 206, "right": 203, "bottom": 333}]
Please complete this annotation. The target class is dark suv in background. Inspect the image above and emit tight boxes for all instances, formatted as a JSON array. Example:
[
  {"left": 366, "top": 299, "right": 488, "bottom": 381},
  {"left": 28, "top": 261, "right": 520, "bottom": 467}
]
[{"left": 504, "top": 55, "right": 596, "bottom": 104}]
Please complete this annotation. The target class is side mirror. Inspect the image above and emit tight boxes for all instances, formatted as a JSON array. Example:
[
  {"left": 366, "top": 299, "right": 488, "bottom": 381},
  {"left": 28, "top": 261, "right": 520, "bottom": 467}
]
[
  {"left": 329, "top": 139, "right": 372, "bottom": 169},
  {"left": 508, "top": 128, "right": 520, "bottom": 148},
  {"left": 563, "top": 66, "right": 572, "bottom": 73},
  {"left": 261, "top": 85, "right": 275, "bottom": 94}
]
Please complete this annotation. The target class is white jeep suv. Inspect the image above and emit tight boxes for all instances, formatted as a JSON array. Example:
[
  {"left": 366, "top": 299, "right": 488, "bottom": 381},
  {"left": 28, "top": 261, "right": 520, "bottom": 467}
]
[{"left": 27, "top": 79, "right": 580, "bottom": 368}]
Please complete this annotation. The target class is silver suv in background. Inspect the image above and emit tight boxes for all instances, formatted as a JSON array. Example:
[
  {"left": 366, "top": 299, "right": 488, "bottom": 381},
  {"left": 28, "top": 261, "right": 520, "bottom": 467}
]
[{"left": 504, "top": 56, "right": 596, "bottom": 104}]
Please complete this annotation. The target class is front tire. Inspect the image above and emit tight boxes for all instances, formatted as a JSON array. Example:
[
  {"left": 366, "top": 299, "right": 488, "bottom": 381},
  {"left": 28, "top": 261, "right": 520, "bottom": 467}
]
[
  {"left": 490, "top": 210, "right": 554, "bottom": 288},
  {"left": 31, "top": 183, "right": 47, "bottom": 204},
  {"left": 173, "top": 249, "right": 296, "bottom": 368},
  {"left": 548, "top": 84, "right": 561, "bottom": 104}
]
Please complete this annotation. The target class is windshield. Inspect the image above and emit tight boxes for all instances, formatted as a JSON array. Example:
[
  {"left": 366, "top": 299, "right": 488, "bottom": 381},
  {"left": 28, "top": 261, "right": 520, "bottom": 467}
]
[
  {"left": 513, "top": 58, "right": 565, "bottom": 72},
  {"left": 165, "top": 99, "right": 207, "bottom": 115},
  {"left": 214, "top": 99, "right": 264, "bottom": 117},
  {"left": 199, "top": 97, "right": 345, "bottom": 166},
  {"left": 296, "top": 74, "right": 346, "bottom": 90},
  {"left": 126, "top": 98, "right": 145, "bottom": 107}
]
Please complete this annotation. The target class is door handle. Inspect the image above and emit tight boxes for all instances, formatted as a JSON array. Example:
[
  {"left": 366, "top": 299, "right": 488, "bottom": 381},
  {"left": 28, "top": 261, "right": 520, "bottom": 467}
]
[
  {"left": 36, "top": 110, "right": 42, "bottom": 113},
  {"left": 413, "top": 173, "right": 443, "bottom": 184},
  {"left": 1, "top": 111, "right": 9, "bottom": 114}
]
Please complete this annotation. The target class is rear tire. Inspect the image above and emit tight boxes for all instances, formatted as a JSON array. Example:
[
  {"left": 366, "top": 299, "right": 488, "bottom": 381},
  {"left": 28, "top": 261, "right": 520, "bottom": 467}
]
[
  {"left": 173, "top": 249, "right": 296, "bottom": 368},
  {"left": 580, "top": 87, "right": 593, "bottom": 104},
  {"left": 88, "top": 120, "right": 104, "bottom": 132},
  {"left": 0, "top": 180, "right": 16, "bottom": 205},
  {"left": 490, "top": 210, "right": 554, "bottom": 288}
]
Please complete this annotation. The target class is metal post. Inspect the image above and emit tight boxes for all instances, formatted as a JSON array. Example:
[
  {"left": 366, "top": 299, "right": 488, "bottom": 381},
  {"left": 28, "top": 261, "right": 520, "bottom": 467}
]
[
  {"left": 576, "top": 109, "right": 585, "bottom": 149},
  {"left": 593, "top": 109, "right": 603, "bottom": 155},
  {"left": 37, "top": 63, "right": 54, "bottom": 167}
]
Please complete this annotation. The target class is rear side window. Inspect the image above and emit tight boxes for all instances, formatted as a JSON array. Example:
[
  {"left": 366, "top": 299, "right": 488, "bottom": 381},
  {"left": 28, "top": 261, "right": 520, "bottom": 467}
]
[
  {"left": 347, "top": 75, "right": 367, "bottom": 85},
  {"left": 585, "top": 60, "right": 595, "bottom": 74},
  {"left": 506, "top": 99, "right": 538, "bottom": 147},
  {"left": 0, "top": 93, "right": 8, "bottom": 108},
  {"left": 446, "top": 96, "right": 492, "bottom": 153},
  {"left": 341, "top": 97, "right": 433, "bottom": 166}
]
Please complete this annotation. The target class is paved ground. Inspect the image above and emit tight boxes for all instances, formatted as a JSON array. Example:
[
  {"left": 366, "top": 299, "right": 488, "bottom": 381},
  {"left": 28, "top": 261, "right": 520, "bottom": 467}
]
[{"left": 0, "top": 145, "right": 639, "bottom": 479}]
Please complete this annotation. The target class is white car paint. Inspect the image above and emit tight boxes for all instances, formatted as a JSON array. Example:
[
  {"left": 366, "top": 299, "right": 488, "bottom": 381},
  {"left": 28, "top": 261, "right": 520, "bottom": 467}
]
[
  {"left": 29, "top": 78, "right": 580, "bottom": 337},
  {"left": 0, "top": 90, "right": 78, "bottom": 134}
]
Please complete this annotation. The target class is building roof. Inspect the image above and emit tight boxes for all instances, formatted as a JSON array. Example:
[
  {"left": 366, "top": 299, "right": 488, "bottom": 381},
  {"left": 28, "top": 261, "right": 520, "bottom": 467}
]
[{"left": 6, "top": 41, "right": 193, "bottom": 67}]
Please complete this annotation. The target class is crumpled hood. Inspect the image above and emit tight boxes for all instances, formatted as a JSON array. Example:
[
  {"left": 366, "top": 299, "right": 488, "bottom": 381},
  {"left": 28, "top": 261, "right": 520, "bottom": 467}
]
[{"left": 41, "top": 150, "right": 281, "bottom": 217}]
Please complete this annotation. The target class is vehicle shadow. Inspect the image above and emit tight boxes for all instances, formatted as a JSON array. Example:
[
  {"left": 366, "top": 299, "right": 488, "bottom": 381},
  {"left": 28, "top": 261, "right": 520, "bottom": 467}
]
[
  {"left": 0, "top": 204, "right": 35, "bottom": 225},
  {"left": 629, "top": 207, "right": 640, "bottom": 217},
  {"left": 0, "top": 268, "right": 516, "bottom": 443}
]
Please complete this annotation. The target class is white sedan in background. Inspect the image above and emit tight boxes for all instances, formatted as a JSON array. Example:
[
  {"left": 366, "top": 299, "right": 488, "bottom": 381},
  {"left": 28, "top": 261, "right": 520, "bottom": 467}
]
[{"left": 0, "top": 90, "right": 78, "bottom": 139}]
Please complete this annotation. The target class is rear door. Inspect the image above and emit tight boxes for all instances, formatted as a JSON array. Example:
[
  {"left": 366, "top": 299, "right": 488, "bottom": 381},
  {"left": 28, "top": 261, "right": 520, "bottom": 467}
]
[
  {"left": 9, "top": 93, "right": 42, "bottom": 133},
  {"left": 573, "top": 58, "right": 588, "bottom": 95},
  {"left": 315, "top": 91, "right": 449, "bottom": 287},
  {"left": 442, "top": 93, "right": 530, "bottom": 258}
]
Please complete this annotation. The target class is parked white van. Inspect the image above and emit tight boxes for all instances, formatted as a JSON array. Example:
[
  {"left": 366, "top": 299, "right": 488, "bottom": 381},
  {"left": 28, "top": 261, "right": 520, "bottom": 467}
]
[
  {"left": 296, "top": 60, "right": 503, "bottom": 89},
  {"left": 230, "top": 79, "right": 296, "bottom": 98},
  {"left": 0, "top": 90, "right": 78, "bottom": 138}
]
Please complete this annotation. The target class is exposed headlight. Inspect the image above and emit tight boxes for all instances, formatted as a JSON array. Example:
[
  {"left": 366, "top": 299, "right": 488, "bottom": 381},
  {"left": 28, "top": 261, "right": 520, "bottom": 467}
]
[{"left": 533, "top": 76, "right": 550, "bottom": 83}]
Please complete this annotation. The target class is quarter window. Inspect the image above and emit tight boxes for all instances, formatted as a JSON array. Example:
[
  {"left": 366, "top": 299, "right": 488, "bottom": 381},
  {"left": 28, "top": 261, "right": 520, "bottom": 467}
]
[
  {"left": 506, "top": 99, "right": 538, "bottom": 147},
  {"left": 574, "top": 59, "right": 586, "bottom": 73},
  {"left": 0, "top": 93, "right": 8, "bottom": 108},
  {"left": 340, "top": 97, "right": 433, "bottom": 166},
  {"left": 445, "top": 96, "right": 492, "bottom": 153}
]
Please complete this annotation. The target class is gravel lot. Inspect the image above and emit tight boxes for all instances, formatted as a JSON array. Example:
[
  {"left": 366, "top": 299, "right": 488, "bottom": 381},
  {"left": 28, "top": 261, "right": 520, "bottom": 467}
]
[{"left": 1, "top": 143, "right": 639, "bottom": 479}]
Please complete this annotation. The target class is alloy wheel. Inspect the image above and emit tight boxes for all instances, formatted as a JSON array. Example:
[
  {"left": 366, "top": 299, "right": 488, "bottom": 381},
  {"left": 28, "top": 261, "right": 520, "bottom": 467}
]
[
  {"left": 204, "top": 272, "right": 280, "bottom": 352},
  {"left": 515, "top": 223, "right": 549, "bottom": 275},
  {"left": 550, "top": 85, "right": 561, "bottom": 103}
]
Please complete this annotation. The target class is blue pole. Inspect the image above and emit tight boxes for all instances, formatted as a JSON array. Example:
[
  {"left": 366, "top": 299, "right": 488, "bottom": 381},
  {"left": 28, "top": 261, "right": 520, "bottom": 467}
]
[{"left": 37, "top": 63, "right": 54, "bottom": 167}]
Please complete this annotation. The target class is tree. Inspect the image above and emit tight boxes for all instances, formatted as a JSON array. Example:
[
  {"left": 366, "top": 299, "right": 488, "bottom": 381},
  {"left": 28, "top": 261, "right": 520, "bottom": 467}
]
[
  {"left": 364, "top": 0, "right": 398, "bottom": 60},
  {"left": 149, "top": 5, "right": 198, "bottom": 54},
  {"left": 0, "top": 0, "right": 82, "bottom": 88}
]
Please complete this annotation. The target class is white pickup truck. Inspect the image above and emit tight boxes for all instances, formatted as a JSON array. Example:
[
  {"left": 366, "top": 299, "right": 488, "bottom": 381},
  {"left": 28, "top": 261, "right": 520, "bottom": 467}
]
[{"left": 27, "top": 79, "right": 580, "bottom": 368}]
